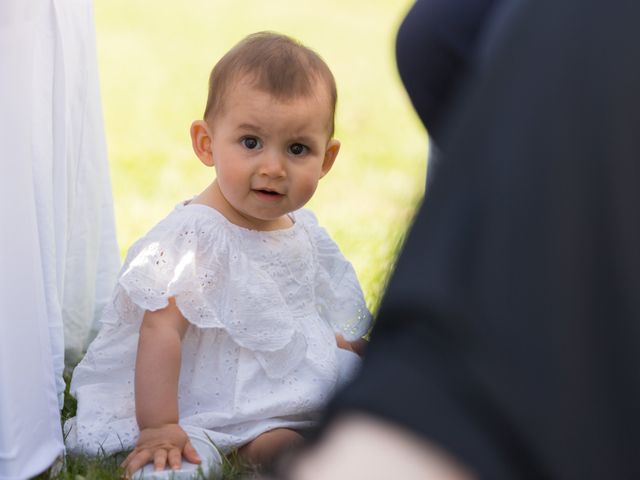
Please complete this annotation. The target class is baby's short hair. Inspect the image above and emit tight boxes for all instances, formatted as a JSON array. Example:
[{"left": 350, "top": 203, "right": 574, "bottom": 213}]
[{"left": 203, "top": 32, "right": 337, "bottom": 137}]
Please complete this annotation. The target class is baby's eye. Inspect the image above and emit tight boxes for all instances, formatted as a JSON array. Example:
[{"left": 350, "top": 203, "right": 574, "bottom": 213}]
[
  {"left": 288, "top": 143, "right": 308, "bottom": 156},
  {"left": 241, "top": 137, "right": 261, "bottom": 150}
]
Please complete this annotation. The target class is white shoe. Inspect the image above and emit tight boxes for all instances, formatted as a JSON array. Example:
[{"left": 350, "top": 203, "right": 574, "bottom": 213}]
[{"left": 131, "top": 431, "right": 222, "bottom": 479}]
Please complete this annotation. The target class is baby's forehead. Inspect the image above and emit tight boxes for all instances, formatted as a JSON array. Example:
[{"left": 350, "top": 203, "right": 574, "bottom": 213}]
[
  {"left": 215, "top": 78, "right": 334, "bottom": 131},
  {"left": 235, "top": 73, "right": 332, "bottom": 105}
]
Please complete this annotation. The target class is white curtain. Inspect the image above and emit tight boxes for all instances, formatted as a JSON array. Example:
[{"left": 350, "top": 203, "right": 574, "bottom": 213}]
[{"left": 0, "top": 0, "right": 120, "bottom": 477}]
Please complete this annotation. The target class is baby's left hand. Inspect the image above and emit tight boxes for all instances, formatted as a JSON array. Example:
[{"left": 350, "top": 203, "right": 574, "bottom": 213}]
[{"left": 335, "top": 334, "right": 368, "bottom": 356}]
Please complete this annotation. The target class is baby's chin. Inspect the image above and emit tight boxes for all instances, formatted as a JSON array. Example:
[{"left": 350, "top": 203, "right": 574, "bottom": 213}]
[{"left": 234, "top": 208, "right": 295, "bottom": 231}]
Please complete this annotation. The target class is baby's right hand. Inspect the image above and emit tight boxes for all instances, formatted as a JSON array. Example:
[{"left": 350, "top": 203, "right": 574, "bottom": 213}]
[{"left": 121, "top": 424, "right": 200, "bottom": 477}]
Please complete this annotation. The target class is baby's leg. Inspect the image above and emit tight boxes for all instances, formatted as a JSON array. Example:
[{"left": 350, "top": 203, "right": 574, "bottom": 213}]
[{"left": 238, "top": 428, "right": 303, "bottom": 466}]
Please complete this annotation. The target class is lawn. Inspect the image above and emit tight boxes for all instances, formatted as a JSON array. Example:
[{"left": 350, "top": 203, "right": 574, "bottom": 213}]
[{"left": 46, "top": 0, "right": 428, "bottom": 478}]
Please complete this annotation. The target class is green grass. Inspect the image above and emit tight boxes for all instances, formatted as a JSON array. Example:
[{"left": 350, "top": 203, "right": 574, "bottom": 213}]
[{"left": 45, "top": 0, "right": 428, "bottom": 478}]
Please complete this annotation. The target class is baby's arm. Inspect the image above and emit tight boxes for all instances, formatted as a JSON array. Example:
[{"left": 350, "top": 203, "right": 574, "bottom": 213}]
[
  {"left": 121, "top": 298, "right": 200, "bottom": 476},
  {"left": 335, "top": 334, "right": 368, "bottom": 356}
]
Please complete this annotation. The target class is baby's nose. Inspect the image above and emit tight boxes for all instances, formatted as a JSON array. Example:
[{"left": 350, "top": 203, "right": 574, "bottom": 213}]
[{"left": 258, "top": 152, "right": 286, "bottom": 177}]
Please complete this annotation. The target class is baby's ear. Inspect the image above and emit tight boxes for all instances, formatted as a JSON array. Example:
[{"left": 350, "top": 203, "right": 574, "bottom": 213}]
[
  {"left": 320, "top": 139, "right": 340, "bottom": 178},
  {"left": 190, "top": 120, "right": 214, "bottom": 167}
]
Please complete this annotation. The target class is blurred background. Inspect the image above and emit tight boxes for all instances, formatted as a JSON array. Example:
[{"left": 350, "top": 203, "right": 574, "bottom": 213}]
[{"left": 95, "top": 0, "right": 427, "bottom": 313}]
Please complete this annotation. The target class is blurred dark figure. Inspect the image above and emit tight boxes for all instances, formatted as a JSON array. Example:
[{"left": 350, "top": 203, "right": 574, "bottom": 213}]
[
  {"left": 276, "top": 0, "right": 640, "bottom": 478},
  {"left": 396, "top": 0, "right": 497, "bottom": 145},
  {"left": 397, "top": 0, "right": 499, "bottom": 189}
]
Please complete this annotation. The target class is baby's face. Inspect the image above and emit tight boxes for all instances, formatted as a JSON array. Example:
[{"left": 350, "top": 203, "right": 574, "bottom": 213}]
[{"left": 207, "top": 80, "right": 338, "bottom": 230}]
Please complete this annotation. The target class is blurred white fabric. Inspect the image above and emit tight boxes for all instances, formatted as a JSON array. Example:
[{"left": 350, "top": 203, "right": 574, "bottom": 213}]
[{"left": 0, "top": 0, "right": 119, "bottom": 477}]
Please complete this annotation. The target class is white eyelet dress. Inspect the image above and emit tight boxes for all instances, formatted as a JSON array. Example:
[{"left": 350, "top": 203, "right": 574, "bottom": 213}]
[{"left": 65, "top": 203, "right": 371, "bottom": 455}]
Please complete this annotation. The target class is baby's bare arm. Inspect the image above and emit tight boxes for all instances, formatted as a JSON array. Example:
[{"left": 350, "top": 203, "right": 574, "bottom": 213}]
[
  {"left": 122, "top": 298, "right": 199, "bottom": 475},
  {"left": 135, "top": 297, "right": 188, "bottom": 428}
]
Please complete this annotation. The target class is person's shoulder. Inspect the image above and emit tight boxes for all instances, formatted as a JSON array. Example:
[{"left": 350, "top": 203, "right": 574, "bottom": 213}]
[
  {"left": 123, "top": 201, "right": 233, "bottom": 263},
  {"left": 294, "top": 208, "right": 320, "bottom": 227},
  {"left": 153, "top": 201, "right": 232, "bottom": 236},
  {"left": 294, "top": 208, "right": 332, "bottom": 242},
  {"left": 294, "top": 208, "right": 344, "bottom": 251}
]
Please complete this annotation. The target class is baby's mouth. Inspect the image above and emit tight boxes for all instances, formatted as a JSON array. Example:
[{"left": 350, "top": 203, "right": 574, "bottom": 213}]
[
  {"left": 254, "top": 188, "right": 283, "bottom": 196},
  {"left": 253, "top": 188, "right": 285, "bottom": 201}
]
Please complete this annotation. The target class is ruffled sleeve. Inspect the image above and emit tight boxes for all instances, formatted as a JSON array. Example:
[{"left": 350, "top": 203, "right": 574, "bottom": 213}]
[
  {"left": 117, "top": 210, "right": 224, "bottom": 327},
  {"left": 298, "top": 210, "right": 372, "bottom": 341},
  {"left": 115, "top": 206, "right": 307, "bottom": 378}
]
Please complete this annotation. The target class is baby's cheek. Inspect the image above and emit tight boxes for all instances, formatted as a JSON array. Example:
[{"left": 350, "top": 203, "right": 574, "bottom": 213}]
[
  {"left": 296, "top": 177, "right": 320, "bottom": 204},
  {"left": 218, "top": 167, "right": 248, "bottom": 197}
]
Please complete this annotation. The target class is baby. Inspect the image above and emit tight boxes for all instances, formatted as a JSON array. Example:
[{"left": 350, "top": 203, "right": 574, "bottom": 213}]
[{"left": 64, "top": 32, "right": 371, "bottom": 478}]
